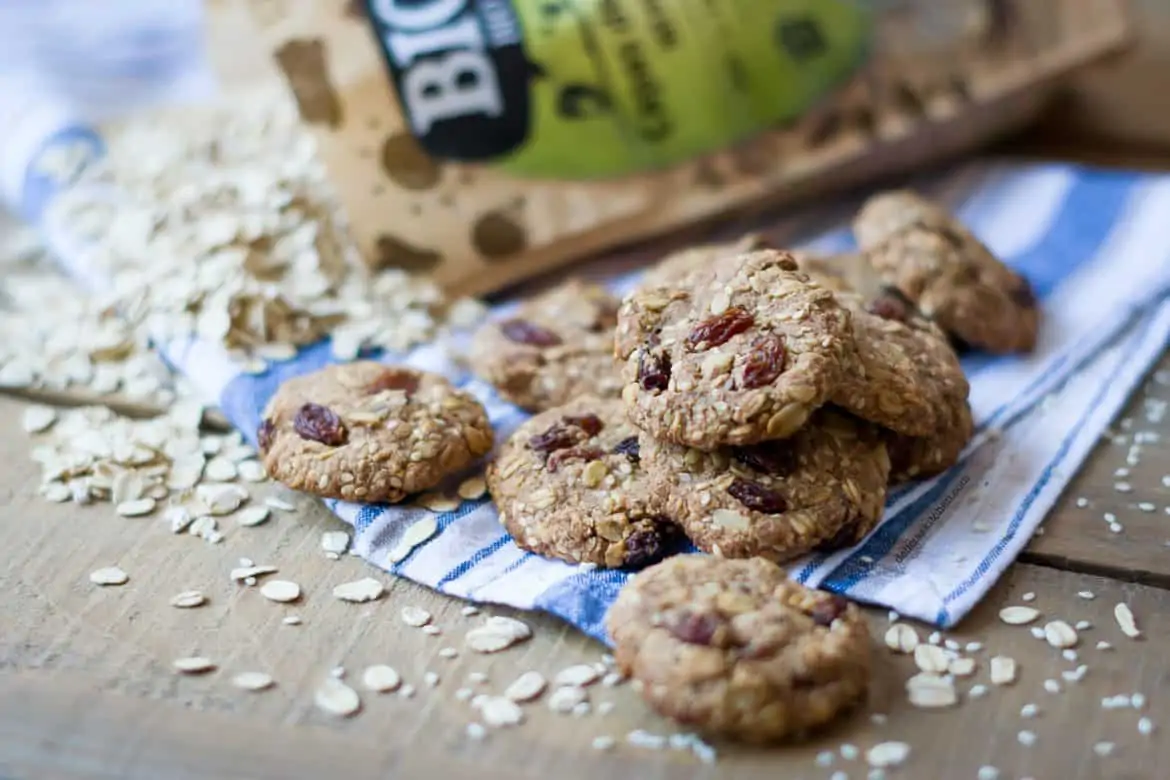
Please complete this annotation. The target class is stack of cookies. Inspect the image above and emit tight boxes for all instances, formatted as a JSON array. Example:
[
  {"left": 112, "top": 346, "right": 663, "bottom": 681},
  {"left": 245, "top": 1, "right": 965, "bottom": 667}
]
[{"left": 475, "top": 190, "right": 1038, "bottom": 571}]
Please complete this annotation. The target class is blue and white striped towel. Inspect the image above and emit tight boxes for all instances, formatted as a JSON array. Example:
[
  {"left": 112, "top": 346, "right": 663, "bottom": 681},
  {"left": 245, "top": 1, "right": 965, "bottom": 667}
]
[{"left": 27, "top": 142, "right": 1170, "bottom": 642}]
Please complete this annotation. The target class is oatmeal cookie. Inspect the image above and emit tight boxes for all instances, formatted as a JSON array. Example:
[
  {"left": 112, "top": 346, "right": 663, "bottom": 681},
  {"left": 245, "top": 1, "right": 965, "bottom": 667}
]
[
  {"left": 606, "top": 555, "right": 871, "bottom": 743},
  {"left": 617, "top": 250, "right": 854, "bottom": 449},
  {"left": 642, "top": 409, "right": 890, "bottom": 562},
  {"left": 486, "top": 396, "right": 680, "bottom": 568},
  {"left": 470, "top": 278, "right": 623, "bottom": 412},
  {"left": 885, "top": 395, "right": 974, "bottom": 483},
  {"left": 854, "top": 190, "right": 1039, "bottom": 354},
  {"left": 259, "top": 362, "right": 492, "bottom": 502}
]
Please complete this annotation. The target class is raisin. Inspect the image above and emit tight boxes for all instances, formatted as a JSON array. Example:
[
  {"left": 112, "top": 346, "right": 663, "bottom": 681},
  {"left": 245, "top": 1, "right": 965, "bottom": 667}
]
[
  {"left": 809, "top": 594, "right": 850, "bottom": 627},
  {"left": 665, "top": 609, "right": 723, "bottom": 646},
  {"left": 637, "top": 349, "right": 671, "bottom": 392},
  {"left": 499, "top": 318, "right": 562, "bottom": 347},
  {"left": 563, "top": 413, "right": 603, "bottom": 437},
  {"left": 528, "top": 423, "right": 581, "bottom": 454},
  {"left": 739, "top": 333, "right": 787, "bottom": 389},
  {"left": 727, "top": 478, "right": 788, "bottom": 514},
  {"left": 1010, "top": 278, "right": 1037, "bottom": 308},
  {"left": 257, "top": 418, "right": 275, "bottom": 452},
  {"left": 623, "top": 517, "right": 679, "bottom": 568},
  {"left": 866, "top": 290, "right": 911, "bottom": 322},
  {"left": 732, "top": 442, "right": 794, "bottom": 475},
  {"left": 547, "top": 445, "right": 603, "bottom": 473},
  {"left": 366, "top": 367, "right": 419, "bottom": 396},
  {"left": 686, "top": 306, "right": 754, "bottom": 350},
  {"left": 612, "top": 435, "right": 640, "bottom": 462},
  {"left": 293, "top": 403, "right": 348, "bottom": 446}
]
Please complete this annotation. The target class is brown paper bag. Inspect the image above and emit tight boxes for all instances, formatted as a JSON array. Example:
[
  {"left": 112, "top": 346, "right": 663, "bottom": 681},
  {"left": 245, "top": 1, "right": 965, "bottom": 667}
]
[{"left": 211, "top": 0, "right": 1127, "bottom": 297}]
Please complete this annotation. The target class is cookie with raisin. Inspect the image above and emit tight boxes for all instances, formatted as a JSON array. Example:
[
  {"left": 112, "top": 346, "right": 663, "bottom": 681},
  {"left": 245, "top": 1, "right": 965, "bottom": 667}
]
[
  {"left": 606, "top": 555, "right": 871, "bottom": 743},
  {"left": 470, "top": 278, "right": 623, "bottom": 412},
  {"left": 641, "top": 408, "right": 890, "bottom": 562},
  {"left": 855, "top": 190, "right": 1039, "bottom": 354},
  {"left": 487, "top": 396, "right": 680, "bottom": 568},
  {"left": 258, "top": 362, "right": 492, "bottom": 502},
  {"left": 617, "top": 249, "right": 855, "bottom": 450}
]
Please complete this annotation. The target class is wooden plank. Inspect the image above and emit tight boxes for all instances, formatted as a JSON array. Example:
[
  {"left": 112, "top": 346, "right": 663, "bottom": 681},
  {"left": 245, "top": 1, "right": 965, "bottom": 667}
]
[
  {"left": 0, "top": 388, "right": 1169, "bottom": 779},
  {"left": 1024, "top": 352, "right": 1170, "bottom": 584}
]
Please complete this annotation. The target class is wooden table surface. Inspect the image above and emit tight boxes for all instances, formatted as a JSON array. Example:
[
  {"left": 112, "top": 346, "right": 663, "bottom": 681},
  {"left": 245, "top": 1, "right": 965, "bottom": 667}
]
[
  {"left": 0, "top": 347, "right": 1167, "bottom": 780},
  {"left": 4, "top": 134, "right": 1170, "bottom": 780}
]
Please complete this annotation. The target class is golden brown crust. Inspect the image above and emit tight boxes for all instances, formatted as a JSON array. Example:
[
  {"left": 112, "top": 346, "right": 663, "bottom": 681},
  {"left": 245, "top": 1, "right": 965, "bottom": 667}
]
[
  {"left": 617, "top": 250, "right": 855, "bottom": 450},
  {"left": 855, "top": 190, "right": 1040, "bottom": 354},
  {"left": 606, "top": 556, "right": 871, "bottom": 743},
  {"left": 641, "top": 409, "right": 890, "bottom": 563},
  {"left": 260, "top": 362, "right": 492, "bottom": 502},
  {"left": 470, "top": 279, "right": 623, "bottom": 412},
  {"left": 486, "top": 396, "right": 679, "bottom": 568}
]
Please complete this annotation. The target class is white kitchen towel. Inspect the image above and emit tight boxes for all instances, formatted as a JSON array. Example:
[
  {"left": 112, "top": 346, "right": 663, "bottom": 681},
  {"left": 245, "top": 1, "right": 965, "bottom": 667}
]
[{"left": 26, "top": 140, "right": 1170, "bottom": 642}]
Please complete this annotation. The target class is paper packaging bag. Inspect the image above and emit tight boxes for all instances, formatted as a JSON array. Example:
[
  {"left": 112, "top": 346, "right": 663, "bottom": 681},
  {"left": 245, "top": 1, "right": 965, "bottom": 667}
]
[{"left": 226, "top": 0, "right": 1127, "bottom": 298}]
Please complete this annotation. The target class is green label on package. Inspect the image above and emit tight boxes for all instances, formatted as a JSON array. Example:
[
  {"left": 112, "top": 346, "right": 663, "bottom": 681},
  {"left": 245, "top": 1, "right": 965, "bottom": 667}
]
[{"left": 362, "top": 0, "right": 871, "bottom": 178}]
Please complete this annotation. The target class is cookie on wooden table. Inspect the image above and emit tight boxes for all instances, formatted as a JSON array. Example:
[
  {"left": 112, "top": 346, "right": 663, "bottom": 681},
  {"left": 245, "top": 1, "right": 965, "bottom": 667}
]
[
  {"left": 258, "top": 362, "right": 492, "bottom": 503},
  {"left": 617, "top": 250, "right": 855, "bottom": 450},
  {"left": 642, "top": 408, "right": 890, "bottom": 563},
  {"left": 854, "top": 190, "right": 1039, "bottom": 354},
  {"left": 469, "top": 279, "right": 624, "bottom": 412},
  {"left": 606, "top": 555, "right": 871, "bottom": 743},
  {"left": 487, "top": 396, "right": 680, "bottom": 568}
]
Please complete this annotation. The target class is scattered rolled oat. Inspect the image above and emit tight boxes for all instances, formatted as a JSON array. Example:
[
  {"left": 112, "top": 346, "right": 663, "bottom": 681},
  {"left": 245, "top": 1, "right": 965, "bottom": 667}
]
[
  {"left": 361, "top": 665, "right": 401, "bottom": 693},
  {"left": 387, "top": 516, "right": 439, "bottom": 563},
  {"left": 1138, "top": 717, "right": 1155, "bottom": 735},
  {"left": 999, "top": 606, "right": 1040, "bottom": 625},
  {"left": 1021, "top": 592, "right": 1036, "bottom": 602},
  {"left": 422, "top": 624, "right": 442, "bottom": 636},
  {"left": 968, "top": 685, "right": 988, "bottom": 699},
  {"left": 478, "top": 696, "right": 525, "bottom": 728},
  {"left": 282, "top": 615, "right": 303, "bottom": 626},
  {"left": 170, "top": 590, "right": 206, "bottom": 608},
  {"left": 1044, "top": 620, "right": 1078, "bottom": 649},
  {"left": 89, "top": 566, "right": 129, "bottom": 586},
  {"left": 465, "top": 616, "right": 532, "bottom": 654},
  {"left": 400, "top": 606, "right": 432, "bottom": 627},
  {"left": 332, "top": 578, "right": 385, "bottom": 603},
  {"left": 265, "top": 496, "right": 297, "bottom": 512},
  {"left": 466, "top": 723, "right": 487, "bottom": 740},
  {"left": 1113, "top": 603, "right": 1142, "bottom": 638},
  {"left": 913, "top": 644, "right": 949, "bottom": 674},
  {"left": 1043, "top": 679, "right": 1061, "bottom": 694},
  {"left": 905, "top": 673, "right": 957, "bottom": 708},
  {"left": 554, "top": 664, "right": 601, "bottom": 688},
  {"left": 21, "top": 405, "right": 58, "bottom": 434},
  {"left": 231, "top": 565, "right": 278, "bottom": 582},
  {"left": 977, "top": 766, "right": 1000, "bottom": 780},
  {"left": 423, "top": 671, "right": 441, "bottom": 687},
  {"left": 1020, "top": 703, "right": 1038, "bottom": 718},
  {"left": 1077, "top": 591, "right": 1095, "bottom": 600},
  {"left": 504, "top": 671, "right": 547, "bottom": 702},
  {"left": 948, "top": 657, "right": 976, "bottom": 677},
  {"left": 173, "top": 656, "right": 216, "bottom": 674},
  {"left": 314, "top": 678, "right": 361, "bottom": 717},
  {"left": 1017, "top": 730, "right": 1037, "bottom": 746},
  {"left": 461, "top": 605, "right": 480, "bottom": 617},
  {"left": 1075, "top": 620, "right": 1092, "bottom": 631},
  {"left": 438, "top": 647, "right": 458, "bottom": 660},
  {"left": 866, "top": 742, "right": 910, "bottom": 769},
  {"left": 321, "top": 531, "right": 350, "bottom": 555},
  {"left": 1092, "top": 741, "right": 1115, "bottom": 757},
  {"left": 884, "top": 624, "right": 919, "bottom": 654},
  {"left": 232, "top": 671, "right": 275, "bottom": 691},
  {"left": 234, "top": 506, "right": 271, "bottom": 527},
  {"left": 115, "top": 497, "right": 157, "bottom": 517},
  {"left": 259, "top": 580, "right": 301, "bottom": 603},
  {"left": 458, "top": 476, "right": 487, "bottom": 501},
  {"left": 591, "top": 735, "right": 616, "bottom": 751},
  {"left": 548, "top": 686, "right": 589, "bottom": 714}
]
